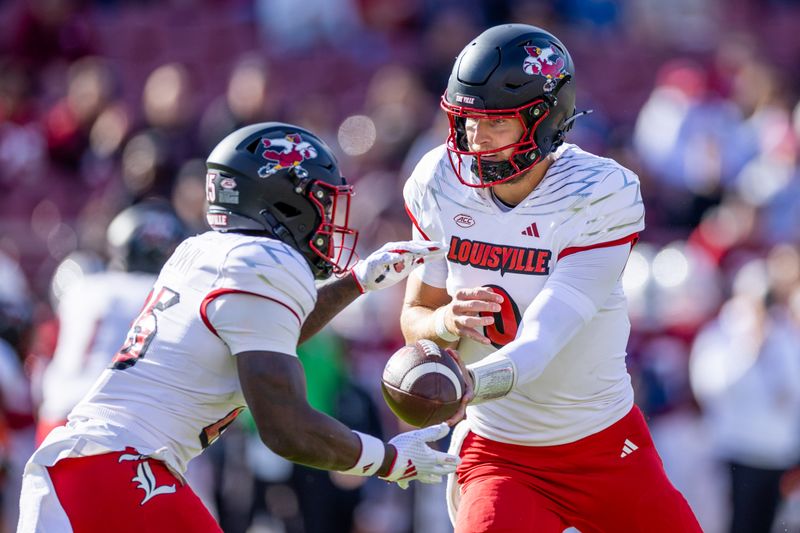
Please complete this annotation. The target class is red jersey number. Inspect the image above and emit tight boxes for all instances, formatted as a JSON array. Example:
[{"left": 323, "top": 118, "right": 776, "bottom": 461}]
[
  {"left": 111, "top": 287, "right": 180, "bottom": 370},
  {"left": 480, "top": 285, "right": 522, "bottom": 348}
]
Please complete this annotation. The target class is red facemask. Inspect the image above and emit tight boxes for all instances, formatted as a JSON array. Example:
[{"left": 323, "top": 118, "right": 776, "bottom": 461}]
[{"left": 307, "top": 180, "right": 359, "bottom": 275}]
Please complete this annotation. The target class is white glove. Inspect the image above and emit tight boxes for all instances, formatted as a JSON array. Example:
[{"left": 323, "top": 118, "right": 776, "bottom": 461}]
[
  {"left": 351, "top": 240, "right": 445, "bottom": 293},
  {"left": 379, "top": 422, "right": 459, "bottom": 489}
]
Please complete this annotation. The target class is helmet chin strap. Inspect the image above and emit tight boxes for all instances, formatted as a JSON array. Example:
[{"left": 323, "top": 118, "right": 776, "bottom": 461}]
[
  {"left": 260, "top": 209, "right": 299, "bottom": 248},
  {"left": 471, "top": 151, "right": 540, "bottom": 185},
  {"left": 259, "top": 208, "right": 330, "bottom": 278}
]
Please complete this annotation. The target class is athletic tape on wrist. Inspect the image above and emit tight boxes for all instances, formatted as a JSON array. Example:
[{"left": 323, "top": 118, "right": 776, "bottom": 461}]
[
  {"left": 339, "top": 431, "right": 384, "bottom": 477},
  {"left": 434, "top": 307, "right": 459, "bottom": 342},
  {"left": 469, "top": 357, "right": 516, "bottom": 404}
]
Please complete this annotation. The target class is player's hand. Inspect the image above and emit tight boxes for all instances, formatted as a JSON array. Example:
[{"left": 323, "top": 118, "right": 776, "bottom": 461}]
[
  {"left": 352, "top": 240, "right": 445, "bottom": 293},
  {"left": 440, "top": 287, "right": 504, "bottom": 345},
  {"left": 379, "top": 422, "right": 459, "bottom": 489},
  {"left": 444, "top": 348, "right": 474, "bottom": 426}
]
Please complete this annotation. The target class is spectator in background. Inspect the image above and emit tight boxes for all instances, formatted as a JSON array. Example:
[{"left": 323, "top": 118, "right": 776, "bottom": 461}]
[
  {"left": 361, "top": 64, "right": 433, "bottom": 167},
  {"left": 690, "top": 261, "right": 800, "bottom": 533},
  {"left": 42, "top": 56, "right": 117, "bottom": 171},
  {"left": 254, "top": 0, "right": 361, "bottom": 53},
  {"left": 7, "top": 0, "right": 95, "bottom": 70},
  {"left": 121, "top": 63, "right": 199, "bottom": 199},
  {"left": 0, "top": 60, "right": 47, "bottom": 189},
  {"left": 198, "top": 54, "right": 277, "bottom": 155},
  {"left": 171, "top": 159, "right": 211, "bottom": 234},
  {"left": 632, "top": 60, "right": 730, "bottom": 229}
]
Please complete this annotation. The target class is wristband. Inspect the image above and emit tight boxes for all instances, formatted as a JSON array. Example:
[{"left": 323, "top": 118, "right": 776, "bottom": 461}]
[
  {"left": 433, "top": 307, "right": 459, "bottom": 342},
  {"left": 467, "top": 356, "right": 516, "bottom": 404},
  {"left": 339, "top": 431, "right": 385, "bottom": 477}
]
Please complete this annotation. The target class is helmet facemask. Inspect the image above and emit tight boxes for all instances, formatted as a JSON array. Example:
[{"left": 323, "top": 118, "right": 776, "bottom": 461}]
[
  {"left": 442, "top": 96, "right": 554, "bottom": 188},
  {"left": 306, "top": 179, "right": 358, "bottom": 278}
]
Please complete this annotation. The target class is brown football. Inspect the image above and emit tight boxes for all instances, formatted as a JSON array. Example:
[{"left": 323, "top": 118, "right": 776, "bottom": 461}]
[{"left": 381, "top": 339, "right": 465, "bottom": 427}]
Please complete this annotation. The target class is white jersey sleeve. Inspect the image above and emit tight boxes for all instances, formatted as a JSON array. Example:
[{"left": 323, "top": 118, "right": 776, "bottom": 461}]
[
  {"left": 558, "top": 165, "right": 645, "bottom": 257},
  {"left": 404, "top": 146, "right": 456, "bottom": 289},
  {"left": 403, "top": 145, "right": 449, "bottom": 245},
  {"left": 206, "top": 292, "right": 300, "bottom": 356},
  {"left": 209, "top": 239, "right": 317, "bottom": 325}
]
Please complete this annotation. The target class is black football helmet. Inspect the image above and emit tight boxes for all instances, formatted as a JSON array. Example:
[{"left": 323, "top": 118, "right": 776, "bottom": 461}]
[
  {"left": 205, "top": 122, "right": 358, "bottom": 280},
  {"left": 107, "top": 200, "right": 187, "bottom": 274},
  {"left": 441, "top": 24, "right": 583, "bottom": 187}
]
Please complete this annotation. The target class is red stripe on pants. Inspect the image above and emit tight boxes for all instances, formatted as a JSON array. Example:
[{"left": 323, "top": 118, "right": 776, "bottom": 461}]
[
  {"left": 455, "top": 406, "right": 702, "bottom": 533},
  {"left": 48, "top": 448, "right": 221, "bottom": 533}
]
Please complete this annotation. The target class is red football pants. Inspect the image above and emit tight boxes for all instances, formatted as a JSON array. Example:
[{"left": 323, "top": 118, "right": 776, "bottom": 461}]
[
  {"left": 47, "top": 448, "right": 221, "bottom": 533},
  {"left": 455, "top": 406, "right": 702, "bottom": 533}
]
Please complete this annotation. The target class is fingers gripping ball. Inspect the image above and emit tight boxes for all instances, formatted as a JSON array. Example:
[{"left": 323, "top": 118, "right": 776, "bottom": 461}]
[{"left": 381, "top": 340, "right": 465, "bottom": 427}]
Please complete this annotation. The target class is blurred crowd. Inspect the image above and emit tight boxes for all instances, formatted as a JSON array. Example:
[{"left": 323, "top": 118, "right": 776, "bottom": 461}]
[{"left": 3, "top": 0, "right": 800, "bottom": 532}]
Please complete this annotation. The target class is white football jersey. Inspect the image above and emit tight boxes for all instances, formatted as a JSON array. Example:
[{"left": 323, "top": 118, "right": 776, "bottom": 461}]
[
  {"left": 34, "top": 231, "right": 316, "bottom": 473},
  {"left": 39, "top": 271, "right": 157, "bottom": 422},
  {"left": 404, "top": 143, "right": 645, "bottom": 445}
]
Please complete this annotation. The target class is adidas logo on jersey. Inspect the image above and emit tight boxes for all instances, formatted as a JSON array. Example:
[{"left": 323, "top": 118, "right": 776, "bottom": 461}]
[
  {"left": 620, "top": 438, "right": 638, "bottom": 458},
  {"left": 521, "top": 222, "right": 540, "bottom": 237}
]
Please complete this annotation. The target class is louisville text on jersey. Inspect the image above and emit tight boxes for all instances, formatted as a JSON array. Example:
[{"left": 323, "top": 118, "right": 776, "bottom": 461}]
[{"left": 446, "top": 236, "right": 552, "bottom": 276}]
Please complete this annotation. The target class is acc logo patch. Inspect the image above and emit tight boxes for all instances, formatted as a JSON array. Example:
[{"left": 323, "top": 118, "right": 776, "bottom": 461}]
[{"left": 454, "top": 214, "right": 475, "bottom": 228}]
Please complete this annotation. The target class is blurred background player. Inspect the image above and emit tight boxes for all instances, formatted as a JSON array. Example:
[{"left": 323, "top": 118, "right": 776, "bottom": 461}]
[
  {"left": 36, "top": 200, "right": 186, "bottom": 443},
  {"left": 18, "top": 122, "right": 456, "bottom": 532},
  {"left": 400, "top": 24, "right": 701, "bottom": 532},
  {"left": 0, "top": 250, "right": 34, "bottom": 532}
]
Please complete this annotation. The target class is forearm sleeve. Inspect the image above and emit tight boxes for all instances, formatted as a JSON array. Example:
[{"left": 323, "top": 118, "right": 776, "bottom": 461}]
[{"left": 476, "top": 244, "right": 631, "bottom": 386}]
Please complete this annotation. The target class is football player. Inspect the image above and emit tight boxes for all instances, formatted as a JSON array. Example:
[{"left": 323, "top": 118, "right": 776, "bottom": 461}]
[
  {"left": 18, "top": 122, "right": 457, "bottom": 532},
  {"left": 400, "top": 24, "right": 703, "bottom": 532},
  {"left": 37, "top": 200, "right": 186, "bottom": 445}
]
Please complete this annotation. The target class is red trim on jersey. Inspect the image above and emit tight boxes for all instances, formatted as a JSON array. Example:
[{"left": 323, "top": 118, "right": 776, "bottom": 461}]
[
  {"left": 200, "top": 288, "right": 301, "bottom": 338},
  {"left": 404, "top": 204, "right": 431, "bottom": 241},
  {"left": 557, "top": 233, "right": 639, "bottom": 261}
]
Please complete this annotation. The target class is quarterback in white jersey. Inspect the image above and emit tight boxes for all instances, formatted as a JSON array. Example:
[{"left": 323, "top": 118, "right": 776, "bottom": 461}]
[
  {"left": 406, "top": 142, "right": 642, "bottom": 445},
  {"left": 19, "top": 123, "right": 457, "bottom": 533},
  {"left": 401, "top": 25, "right": 701, "bottom": 533}
]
